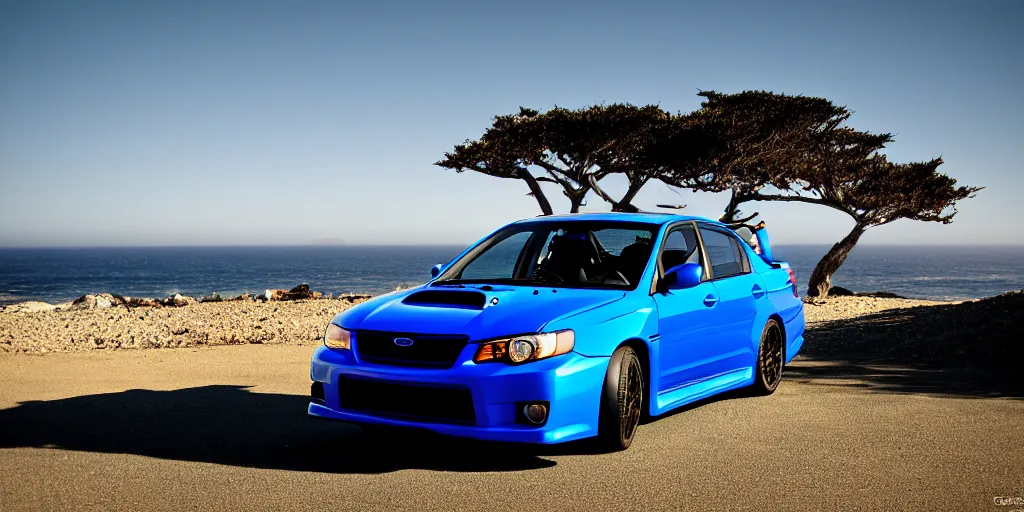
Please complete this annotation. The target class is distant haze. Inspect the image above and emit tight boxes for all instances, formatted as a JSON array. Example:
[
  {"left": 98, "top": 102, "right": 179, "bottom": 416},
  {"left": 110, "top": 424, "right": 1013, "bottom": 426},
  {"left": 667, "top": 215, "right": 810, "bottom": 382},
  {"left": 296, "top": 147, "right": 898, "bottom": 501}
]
[{"left": 1, "top": 0, "right": 1022, "bottom": 247}]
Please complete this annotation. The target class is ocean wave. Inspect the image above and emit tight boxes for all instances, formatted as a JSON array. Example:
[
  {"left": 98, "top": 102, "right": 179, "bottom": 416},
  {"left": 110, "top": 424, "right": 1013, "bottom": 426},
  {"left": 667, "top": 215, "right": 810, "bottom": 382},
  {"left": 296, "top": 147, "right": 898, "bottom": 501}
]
[{"left": 906, "top": 275, "right": 1022, "bottom": 282}]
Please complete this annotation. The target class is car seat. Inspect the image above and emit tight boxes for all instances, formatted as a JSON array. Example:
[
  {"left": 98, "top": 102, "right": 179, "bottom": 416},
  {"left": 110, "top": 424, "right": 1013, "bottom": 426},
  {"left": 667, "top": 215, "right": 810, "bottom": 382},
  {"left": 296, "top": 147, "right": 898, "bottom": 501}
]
[
  {"left": 617, "top": 241, "right": 653, "bottom": 285},
  {"left": 540, "top": 232, "right": 599, "bottom": 283}
]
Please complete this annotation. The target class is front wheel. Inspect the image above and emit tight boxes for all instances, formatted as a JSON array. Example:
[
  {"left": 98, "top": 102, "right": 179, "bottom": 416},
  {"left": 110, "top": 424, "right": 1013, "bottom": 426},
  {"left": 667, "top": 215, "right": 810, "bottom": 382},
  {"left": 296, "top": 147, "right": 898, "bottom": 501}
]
[
  {"left": 751, "top": 319, "right": 784, "bottom": 395},
  {"left": 597, "top": 345, "right": 644, "bottom": 451}
]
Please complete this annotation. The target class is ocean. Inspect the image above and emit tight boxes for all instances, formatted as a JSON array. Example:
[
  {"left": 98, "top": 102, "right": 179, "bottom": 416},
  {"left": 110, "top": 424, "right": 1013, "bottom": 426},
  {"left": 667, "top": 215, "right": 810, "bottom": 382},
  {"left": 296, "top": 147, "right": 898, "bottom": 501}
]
[{"left": 0, "top": 245, "right": 1021, "bottom": 306}]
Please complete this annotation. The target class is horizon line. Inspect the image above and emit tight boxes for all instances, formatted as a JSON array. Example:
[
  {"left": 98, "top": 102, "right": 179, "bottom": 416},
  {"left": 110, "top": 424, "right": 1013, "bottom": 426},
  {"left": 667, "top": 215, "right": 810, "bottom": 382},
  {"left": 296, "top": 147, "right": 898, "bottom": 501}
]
[{"left": 1, "top": 242, "right": 1023, "bottom": 250}]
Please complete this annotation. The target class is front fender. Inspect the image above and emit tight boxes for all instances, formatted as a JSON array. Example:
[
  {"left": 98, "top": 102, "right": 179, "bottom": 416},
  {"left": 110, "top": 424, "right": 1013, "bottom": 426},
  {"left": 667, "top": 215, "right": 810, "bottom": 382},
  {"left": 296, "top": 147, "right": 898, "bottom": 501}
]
[{"left": 545, "top": 295, "right": 658, "bottom": 357}]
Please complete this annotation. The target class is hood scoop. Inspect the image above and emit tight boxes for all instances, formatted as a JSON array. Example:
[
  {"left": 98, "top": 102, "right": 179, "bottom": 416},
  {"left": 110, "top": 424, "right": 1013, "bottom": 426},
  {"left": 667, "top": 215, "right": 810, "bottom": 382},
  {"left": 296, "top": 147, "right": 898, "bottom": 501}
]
[{"left": 402, "top": 290, "right": 487, "bottom": 310}]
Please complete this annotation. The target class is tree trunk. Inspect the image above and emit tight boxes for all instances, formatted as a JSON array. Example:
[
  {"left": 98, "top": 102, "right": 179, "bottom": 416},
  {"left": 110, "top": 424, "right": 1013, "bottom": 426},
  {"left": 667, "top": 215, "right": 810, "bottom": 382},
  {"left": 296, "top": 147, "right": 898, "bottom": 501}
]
[
  {"left": 807, "top": 222, "right": 868, "bottom": 297},
  {"left": 615, "top": 179, "right": 647, "bottom": 211},
  {"left": 517, "top": 169, "right": 553, "bottom": 215},
  {"left": 568, "top": 195, "right": 584, "bottom": 213},
  {"left": 720, "top": 188, "right": 743, "bottom": 223}
]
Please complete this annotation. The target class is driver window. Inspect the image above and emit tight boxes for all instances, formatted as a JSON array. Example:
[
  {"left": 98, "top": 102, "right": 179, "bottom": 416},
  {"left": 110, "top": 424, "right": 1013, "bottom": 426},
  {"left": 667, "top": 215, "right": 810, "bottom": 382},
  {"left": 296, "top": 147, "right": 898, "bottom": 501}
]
[{"left": 660, "top": 226, "right": 703, "bottom": 277}]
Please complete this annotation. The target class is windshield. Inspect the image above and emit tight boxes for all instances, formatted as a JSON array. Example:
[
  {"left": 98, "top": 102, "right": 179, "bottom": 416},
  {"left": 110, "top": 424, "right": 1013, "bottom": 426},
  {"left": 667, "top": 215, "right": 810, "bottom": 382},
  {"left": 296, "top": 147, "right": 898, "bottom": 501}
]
[{"left": 433, "top": 221, "right": 658, "bottom": 290}]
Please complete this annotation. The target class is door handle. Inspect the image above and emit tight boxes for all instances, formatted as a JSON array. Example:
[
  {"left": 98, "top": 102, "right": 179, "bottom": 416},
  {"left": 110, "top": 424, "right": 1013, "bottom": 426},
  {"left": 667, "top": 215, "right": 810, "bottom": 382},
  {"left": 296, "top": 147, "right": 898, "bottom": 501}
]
[
  {"left": 703, "top": 294, "right": 719, "bottom": 307},
  {"left": 751, "top": 284, "right": 765, "bottom": 298}
]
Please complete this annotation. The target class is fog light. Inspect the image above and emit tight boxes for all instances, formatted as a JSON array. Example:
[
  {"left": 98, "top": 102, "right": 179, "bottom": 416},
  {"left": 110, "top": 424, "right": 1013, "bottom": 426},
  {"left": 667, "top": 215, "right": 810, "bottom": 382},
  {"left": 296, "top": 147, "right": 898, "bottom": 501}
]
[
  {"left": 523, "top": 403, "right": 548, "bottom": 424},
  {"left": 310, "top": 381, "right": 325, "bottom": 403}
]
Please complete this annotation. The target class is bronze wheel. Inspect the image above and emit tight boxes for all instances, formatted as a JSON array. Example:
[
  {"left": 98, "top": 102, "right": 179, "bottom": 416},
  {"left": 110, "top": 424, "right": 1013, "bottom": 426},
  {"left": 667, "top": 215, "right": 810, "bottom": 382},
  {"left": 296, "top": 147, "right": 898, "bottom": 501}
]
[
  {"left": 622, "top": 355, "right": 643, "bottom": 441},
  {"left": 752, "top": 319, "right": 784, "bottom": 395},
  {"left": 598, "top": 345, "right": 644, "bottom": 451}
]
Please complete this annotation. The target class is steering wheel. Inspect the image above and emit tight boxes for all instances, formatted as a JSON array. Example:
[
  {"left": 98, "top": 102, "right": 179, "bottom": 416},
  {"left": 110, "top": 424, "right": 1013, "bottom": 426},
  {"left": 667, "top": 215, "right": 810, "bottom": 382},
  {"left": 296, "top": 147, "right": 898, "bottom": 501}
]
[
  {"left": 533, "top": 267, "right": 565, "bottom": 284},
  {"left": 607, "top": 269, "right": 630, "bottom": 285}
]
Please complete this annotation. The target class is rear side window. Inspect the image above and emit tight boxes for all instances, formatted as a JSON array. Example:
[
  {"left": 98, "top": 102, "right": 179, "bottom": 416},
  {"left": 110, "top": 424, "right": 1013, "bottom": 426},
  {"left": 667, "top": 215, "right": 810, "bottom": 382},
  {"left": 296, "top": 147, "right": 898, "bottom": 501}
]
[{"left": 699, "top": 228, "right": 749, "bottom": 279}]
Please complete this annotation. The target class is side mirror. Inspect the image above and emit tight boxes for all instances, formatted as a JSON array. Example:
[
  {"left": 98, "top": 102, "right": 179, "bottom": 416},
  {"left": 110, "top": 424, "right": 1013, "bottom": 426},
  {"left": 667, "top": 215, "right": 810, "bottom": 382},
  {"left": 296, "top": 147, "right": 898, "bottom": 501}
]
[
  {"left": 430, "top": 263, "right": 444, "bottom": 278},
  {"left": 663, "top": 263, "right": 703, "bottom": 290}
]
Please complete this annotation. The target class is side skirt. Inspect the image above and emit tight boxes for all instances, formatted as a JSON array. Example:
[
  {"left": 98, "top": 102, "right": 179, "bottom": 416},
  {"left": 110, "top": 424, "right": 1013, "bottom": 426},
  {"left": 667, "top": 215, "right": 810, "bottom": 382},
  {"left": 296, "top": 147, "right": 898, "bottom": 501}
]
[{"left": 651, "top": 367, "right": 753, "bottom": 416}]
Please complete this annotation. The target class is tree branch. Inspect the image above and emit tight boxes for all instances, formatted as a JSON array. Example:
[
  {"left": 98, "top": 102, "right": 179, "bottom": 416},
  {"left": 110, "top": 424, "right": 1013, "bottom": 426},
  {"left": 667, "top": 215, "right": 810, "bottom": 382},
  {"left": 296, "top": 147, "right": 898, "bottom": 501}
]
[
  {"left": 619, "top": 177, "right": 649, "bottom": 206},
  {"left": 516, "top": 168, "right": 553, "bottom": 215},
  {"left": 588, "top": 175, "right": 641, "bottom": 212},
  {"left": 740, "top": 192, "right": 855, "bottom": 218}
]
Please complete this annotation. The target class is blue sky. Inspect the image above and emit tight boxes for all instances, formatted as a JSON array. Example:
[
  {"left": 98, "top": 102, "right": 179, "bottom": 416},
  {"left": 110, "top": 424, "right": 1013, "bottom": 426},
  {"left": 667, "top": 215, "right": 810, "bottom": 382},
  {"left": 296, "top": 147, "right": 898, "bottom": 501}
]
[{"left": 1, "top": 0, "right": 1021, "bottom": 247}]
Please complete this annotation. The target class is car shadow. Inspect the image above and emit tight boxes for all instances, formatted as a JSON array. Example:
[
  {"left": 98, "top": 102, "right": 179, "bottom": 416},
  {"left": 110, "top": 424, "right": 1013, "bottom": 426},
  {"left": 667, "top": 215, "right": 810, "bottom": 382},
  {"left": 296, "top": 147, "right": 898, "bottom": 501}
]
[{"left": 0, "top": 385, "right": 564, "bottom": 473}]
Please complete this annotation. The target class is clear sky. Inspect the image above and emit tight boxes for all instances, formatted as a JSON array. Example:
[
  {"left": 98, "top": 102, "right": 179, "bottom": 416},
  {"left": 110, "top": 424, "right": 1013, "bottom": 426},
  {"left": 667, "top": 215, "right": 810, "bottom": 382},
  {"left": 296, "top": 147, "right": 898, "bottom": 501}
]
[{"left": 1, "top": 0, "right": 1021, "bottom": 247}]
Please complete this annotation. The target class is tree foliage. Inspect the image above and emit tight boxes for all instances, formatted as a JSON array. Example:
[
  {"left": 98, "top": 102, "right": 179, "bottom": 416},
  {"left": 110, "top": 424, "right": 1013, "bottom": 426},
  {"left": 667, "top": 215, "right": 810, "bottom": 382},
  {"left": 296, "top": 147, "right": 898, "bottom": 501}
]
[
  {"left": 693, "top": 90, "right": 981, "bottom": 295},
  {"left": 436, "top": 104, "right": 708, "bottom": 213},
  {"left": 438, "top": 91, "right": 981, "bottom": 297},
  {"left": 435, "top": 107, "right": 555, "bottom": 214}
]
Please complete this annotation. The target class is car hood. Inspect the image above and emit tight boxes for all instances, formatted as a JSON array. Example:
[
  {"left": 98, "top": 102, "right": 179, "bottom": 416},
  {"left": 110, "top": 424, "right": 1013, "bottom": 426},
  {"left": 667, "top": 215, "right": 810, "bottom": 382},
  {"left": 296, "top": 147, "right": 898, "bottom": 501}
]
[{"left": 333, "top": 284, "right": 627, "bottom": 339}]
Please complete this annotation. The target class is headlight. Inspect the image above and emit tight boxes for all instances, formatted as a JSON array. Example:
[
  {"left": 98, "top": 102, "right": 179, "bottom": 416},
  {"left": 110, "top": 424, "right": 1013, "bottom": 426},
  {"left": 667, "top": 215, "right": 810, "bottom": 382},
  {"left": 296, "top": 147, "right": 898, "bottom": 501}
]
[
  {"left": 474, "top": 330, "right": 574, "bottom": 364},
  {"left": 324, "top": 323, "right": 351, "bottom": 350}
]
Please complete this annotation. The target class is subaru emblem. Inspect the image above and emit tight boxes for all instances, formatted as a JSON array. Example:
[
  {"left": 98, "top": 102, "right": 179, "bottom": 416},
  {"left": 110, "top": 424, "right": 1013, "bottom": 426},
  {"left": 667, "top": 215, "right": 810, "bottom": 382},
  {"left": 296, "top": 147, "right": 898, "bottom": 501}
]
[{"left": 393, "top": 337, "right": 414, "bottom": 347}]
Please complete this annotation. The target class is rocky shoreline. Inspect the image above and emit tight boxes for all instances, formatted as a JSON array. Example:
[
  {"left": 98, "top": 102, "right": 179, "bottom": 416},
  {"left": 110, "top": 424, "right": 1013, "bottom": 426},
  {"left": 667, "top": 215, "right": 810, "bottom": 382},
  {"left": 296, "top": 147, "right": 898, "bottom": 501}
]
[
  {"left": 0, "top": 283, "right": 356, "bottom": 314},
  {"left": 1, "top": 287, "right": 1020, "bottom": 359},
  {"left": 0, "top": 284, "right": 372, "bottom": 354}
]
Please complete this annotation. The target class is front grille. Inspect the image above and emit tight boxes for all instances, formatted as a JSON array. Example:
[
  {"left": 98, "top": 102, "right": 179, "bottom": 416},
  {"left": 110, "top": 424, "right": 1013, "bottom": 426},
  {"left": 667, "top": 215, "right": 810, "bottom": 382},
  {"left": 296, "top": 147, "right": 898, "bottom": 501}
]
[
  {"left": 355, "top": 331, "right": 468, "bottom": 368},
  {"left": 337, "top": 377, "right": 476, "bottom": 425}
]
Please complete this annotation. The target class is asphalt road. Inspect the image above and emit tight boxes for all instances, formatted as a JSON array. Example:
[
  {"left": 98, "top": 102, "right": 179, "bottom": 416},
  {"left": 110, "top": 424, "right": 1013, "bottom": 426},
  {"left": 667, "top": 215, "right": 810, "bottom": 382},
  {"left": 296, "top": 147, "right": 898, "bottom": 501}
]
[{"left": 1, "top": 345, "right": 1021, "bottom": 511}]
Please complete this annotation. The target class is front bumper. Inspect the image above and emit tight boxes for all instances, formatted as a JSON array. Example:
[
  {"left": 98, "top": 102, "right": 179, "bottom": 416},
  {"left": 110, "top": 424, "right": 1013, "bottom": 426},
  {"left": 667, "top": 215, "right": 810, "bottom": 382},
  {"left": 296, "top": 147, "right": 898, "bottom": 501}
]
[{"left": 308, "top": 345, "right": 609, "bottom": 444}]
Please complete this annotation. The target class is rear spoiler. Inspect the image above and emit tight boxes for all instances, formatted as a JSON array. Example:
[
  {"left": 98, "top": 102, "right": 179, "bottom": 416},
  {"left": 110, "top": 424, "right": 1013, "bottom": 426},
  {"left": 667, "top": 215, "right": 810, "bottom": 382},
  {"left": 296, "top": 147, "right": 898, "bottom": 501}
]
[
  {"left": 722, "top": 213, "right": 775, "bottom": 265},
  {"left": 751, "top": 221, "right": 775, "bottom": 264}
]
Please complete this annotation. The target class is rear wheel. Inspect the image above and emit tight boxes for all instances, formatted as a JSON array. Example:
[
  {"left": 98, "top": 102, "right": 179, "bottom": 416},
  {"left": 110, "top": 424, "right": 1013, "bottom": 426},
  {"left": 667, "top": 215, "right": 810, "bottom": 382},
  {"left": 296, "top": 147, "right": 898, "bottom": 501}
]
[
  {"left": 597, "top": 345, "right": 644, "bottom": 451},
  {"left": 751, "top": 319, "right": 784, "bottom": 395}
]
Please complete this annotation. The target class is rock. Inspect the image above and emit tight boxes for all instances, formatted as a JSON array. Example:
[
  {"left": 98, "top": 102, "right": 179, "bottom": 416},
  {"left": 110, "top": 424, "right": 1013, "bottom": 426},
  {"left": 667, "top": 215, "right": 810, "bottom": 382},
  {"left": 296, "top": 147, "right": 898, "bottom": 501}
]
[
  {"left": 161, "top": 294, "right": 196, "bottom": 307},
  {"left": 198, "top": 293, "right": 223, "bottom": 303},
  {"left": 828, "top": 286, "right": 856, "bottom": 297},
  {"left": 3, "top": 301, "right": 57, "bottom": 314},
  {"left": 70, "top": 294, "right": 117, "bottom": 310},
  {"left": 260, "top": 284, "right": 314, "bottom": 301},
  {"left": 283, "top": 284, "right": 313, "bottom": 300},
  {"left": 856, "top": 291, "right": 909, "bottom": 299},
  {"left": 127, "top": 297, "right": 161, "bottom": 308},
  {"left": 230, "top": 294, "right": 252, "bottom": 301}
]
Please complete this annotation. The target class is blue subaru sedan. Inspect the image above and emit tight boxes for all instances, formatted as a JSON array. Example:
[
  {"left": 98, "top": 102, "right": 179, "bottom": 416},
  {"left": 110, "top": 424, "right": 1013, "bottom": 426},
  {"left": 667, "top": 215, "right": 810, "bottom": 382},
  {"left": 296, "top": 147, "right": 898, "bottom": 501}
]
[{"left": 309, "top": 213, "right": 805, "bottom": 450}]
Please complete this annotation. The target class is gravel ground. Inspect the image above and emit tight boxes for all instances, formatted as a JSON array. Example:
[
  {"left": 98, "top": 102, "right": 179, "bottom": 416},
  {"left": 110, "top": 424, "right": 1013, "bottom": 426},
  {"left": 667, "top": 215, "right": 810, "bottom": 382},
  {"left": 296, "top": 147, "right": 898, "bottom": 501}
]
[
  {"left": 800, "top": 290, "right": 1023, "bottom": 374},
  {"left": 802, "top": 295, "right": 950, "bottom": 325},
  {"left": 2, "top": 292, "right": 1019, "bottom": 366},
  {"left": 0, "top": 297, "right": 369, "bottom": 354}
]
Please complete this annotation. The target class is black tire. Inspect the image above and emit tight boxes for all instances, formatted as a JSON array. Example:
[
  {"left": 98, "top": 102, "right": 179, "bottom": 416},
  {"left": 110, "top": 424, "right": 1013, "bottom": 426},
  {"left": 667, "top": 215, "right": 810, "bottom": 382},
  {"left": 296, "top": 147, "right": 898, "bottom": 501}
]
[
  {"left": 597, "top": 345, "right": 644, "bottom": 451},
  {"left": 751, "top": 319, "right": 785, "bottom": 395}
]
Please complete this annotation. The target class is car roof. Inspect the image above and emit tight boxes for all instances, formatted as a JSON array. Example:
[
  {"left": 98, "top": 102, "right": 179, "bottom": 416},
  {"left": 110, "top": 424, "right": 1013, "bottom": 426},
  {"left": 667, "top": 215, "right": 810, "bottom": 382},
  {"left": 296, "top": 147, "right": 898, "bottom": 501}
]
[{"left": 510, "top": 211, "right": 724, "bottom": 227}]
